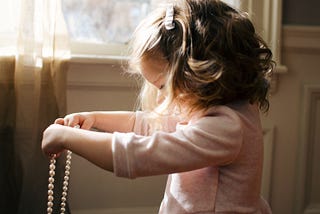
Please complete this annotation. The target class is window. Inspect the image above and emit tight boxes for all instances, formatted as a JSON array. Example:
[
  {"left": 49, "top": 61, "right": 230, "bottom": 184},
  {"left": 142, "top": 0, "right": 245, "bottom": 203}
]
[
  {"left": 221, "top": 0, "right": 240, "bottom": 9},
  {"left": 62, "top": 0, "right": 151, "bottom": 57}
]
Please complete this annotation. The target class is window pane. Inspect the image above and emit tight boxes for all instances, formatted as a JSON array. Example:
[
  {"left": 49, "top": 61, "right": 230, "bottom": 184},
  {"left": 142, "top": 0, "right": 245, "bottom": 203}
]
[
  {"left": 222, "top": 0, "right": 240, "bottom": 9},
  {"left": 62, "top": 0, "right": 150, "bottom": 44}
]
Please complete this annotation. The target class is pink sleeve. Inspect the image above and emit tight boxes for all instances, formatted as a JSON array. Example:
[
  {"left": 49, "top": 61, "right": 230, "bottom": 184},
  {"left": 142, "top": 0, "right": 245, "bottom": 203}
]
[{"left": 112, "top": 107, "right": 243, "bottom": 178}]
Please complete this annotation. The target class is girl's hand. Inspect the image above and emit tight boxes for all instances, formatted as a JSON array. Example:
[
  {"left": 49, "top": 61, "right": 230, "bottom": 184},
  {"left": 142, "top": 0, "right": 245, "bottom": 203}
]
[
  {"left": 42, "top": 123, "right": 114, "bottom": 171},
  {"left": 42, "top": 124, "right": 68, "bottom": 157},
  {"left": 55, "top": 112, "right": 95, "bottom": 130}
]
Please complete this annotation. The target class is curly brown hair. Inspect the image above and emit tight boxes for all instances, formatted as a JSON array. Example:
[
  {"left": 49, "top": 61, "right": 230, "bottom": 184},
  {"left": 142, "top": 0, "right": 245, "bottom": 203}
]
[{"left": 128, "top": 0, "right": 274, "bottom": 116}]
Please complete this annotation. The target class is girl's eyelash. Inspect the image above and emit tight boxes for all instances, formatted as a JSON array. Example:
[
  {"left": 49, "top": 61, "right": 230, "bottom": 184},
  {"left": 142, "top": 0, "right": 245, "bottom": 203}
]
[{"left": 159, "top": 85, "right": 165, "bottom": 90}]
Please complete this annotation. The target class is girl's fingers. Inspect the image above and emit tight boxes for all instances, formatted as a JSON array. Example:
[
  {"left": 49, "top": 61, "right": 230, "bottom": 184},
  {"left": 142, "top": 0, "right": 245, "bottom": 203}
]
[
  {"left": 46, "top": 151, "right": 62, "bottom": 159},
  {"left": 52, "top": 151, "right": 62, "bottom": 158},
  {"left": 67, "top": 115, "right": 83, "bottom": 127},
  {"left": 81, "top": 119, "right": 93, "bottom": 130},
  {"left": 54, "top": 118, "right": 65, "bottom": 125},
  {"left": 54, "top": 114, "right": 89, "bottom": 128},
  {"left": 67, "top": 117, "right": 77, "bottom": 127}
]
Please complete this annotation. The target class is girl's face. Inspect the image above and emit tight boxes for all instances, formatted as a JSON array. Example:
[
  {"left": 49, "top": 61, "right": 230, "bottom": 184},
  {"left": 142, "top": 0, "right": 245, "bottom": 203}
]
[{"left": 140, "top": 56, "right": 168, "bottom": 90}]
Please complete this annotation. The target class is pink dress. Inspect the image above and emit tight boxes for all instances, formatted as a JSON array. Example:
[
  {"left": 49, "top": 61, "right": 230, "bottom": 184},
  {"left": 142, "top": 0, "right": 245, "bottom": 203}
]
[{"left": 112, "top": 101, "right": 272, "bottom": 213}]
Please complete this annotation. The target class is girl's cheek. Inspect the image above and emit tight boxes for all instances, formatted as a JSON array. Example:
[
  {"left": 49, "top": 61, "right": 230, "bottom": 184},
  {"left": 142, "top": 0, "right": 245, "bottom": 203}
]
[{"left": 157, "top": 90, "right": 166, "bottom": 104}]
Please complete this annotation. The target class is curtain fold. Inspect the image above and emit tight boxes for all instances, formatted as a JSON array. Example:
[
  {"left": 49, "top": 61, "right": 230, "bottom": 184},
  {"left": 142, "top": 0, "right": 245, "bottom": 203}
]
[
  {"left": 0, "top": 0, "right": 70, "bottom": 213},
  {"left": 0, "top": 56, "right": 20, "bottom": 213}
]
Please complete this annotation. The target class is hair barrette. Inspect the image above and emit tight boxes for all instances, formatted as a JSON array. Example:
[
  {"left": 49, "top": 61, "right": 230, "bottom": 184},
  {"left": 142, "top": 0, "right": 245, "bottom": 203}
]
[{"left": 164, "top": 4, "right": 175, "bottom": 30}]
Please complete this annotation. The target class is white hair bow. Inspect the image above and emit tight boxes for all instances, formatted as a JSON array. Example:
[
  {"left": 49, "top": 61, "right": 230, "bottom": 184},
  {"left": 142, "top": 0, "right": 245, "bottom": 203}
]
[{"left": 164, "top": 4, "right": 175, "bottom": 30}]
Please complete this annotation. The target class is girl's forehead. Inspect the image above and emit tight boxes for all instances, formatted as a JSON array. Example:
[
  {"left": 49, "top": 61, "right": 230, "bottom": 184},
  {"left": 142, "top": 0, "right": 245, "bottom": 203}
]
[{"left": 140, "top": 55, "right": 168, "bottom": 73}]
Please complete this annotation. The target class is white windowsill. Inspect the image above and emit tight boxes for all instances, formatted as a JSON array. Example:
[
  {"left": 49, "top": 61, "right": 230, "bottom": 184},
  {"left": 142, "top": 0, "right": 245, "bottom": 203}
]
[{"left": 70, "top": 54, "right": 129, "bottom": 65}]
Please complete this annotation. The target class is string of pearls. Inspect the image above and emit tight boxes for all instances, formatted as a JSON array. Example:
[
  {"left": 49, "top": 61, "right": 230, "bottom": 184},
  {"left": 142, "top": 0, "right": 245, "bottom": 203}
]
[
  {"left": 47, "top": 150, "right": 72, "bottom": 214},
  {"left": 47, "top": 125, "right": 79, "bottom": 214}
]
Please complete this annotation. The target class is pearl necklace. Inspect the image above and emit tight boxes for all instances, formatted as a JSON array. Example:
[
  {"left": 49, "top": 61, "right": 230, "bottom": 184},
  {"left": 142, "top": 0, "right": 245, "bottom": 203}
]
[
  {"left": 47, "top": 125, "right": 78, "bottom": 214},
  {"left": 47, "top": 150, "right": 72, "bottom": 214}
]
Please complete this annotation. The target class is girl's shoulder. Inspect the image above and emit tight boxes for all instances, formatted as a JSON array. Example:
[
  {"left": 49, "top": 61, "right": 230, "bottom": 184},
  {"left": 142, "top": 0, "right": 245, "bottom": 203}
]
[
  {"left": 205, "top": 100, "right": 259, "bottom": 117},
  {"left": 189, "top": 101, "right": 260, "bottom": 128}
]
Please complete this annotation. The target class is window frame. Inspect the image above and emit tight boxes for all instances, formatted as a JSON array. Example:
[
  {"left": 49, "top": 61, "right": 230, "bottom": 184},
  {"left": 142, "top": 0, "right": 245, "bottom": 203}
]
[
  {"left": 70, "top": 41, "right": 129, "bottom": 64},
  {"left": 238, "top": 0, "right": 287, "bottom": 73}
]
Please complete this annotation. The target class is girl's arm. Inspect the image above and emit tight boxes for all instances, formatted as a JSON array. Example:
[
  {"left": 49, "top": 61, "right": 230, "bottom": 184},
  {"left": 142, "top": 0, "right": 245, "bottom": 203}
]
[
  {"left": 42, "top": 111, "right": 138, "bottom": 172},
  {"left": 42, "top": 124, "right": 114, "bottom": 171},
  {"left": 55, "top": 111, "right": 136, "bottom": 133}
]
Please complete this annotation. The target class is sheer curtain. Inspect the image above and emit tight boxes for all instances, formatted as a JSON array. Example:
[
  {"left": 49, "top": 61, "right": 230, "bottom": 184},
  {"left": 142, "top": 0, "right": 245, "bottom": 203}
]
[{"left": 0, "top": 0, "right": 70, "bottom": 213}]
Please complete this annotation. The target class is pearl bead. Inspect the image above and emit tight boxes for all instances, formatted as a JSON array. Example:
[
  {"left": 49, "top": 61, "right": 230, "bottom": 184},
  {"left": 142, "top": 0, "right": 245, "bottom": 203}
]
[
  {"left": 49, "top": 164, "right": 55, "bottom": 170},
  {"left": 63, "top": 186, "right": 68, "bottom": 192},
  {"left": 61, "top": 202, "right": 66, "bottom": 207},
  {"left": 49, "top": 170, "right": 55, "bottom": 177},
  {"left": 50, "top": 158, "right": 56, "bottom": 164},
  {"left": 47, "top": 207, "right": 53, "bottom": 213},
  {"left": 47, "top": 201, "right": 53, "bottom": 207},
  {"left": 48, "top": 195, "right": 54, "bottom": 201},
  {"left": 64, "top": 176, "right": 69, "bottom": 181},
  {"left": 63, "top": 181, "right": 68, "bottom": 186},
  {"left": 65, "top": 170, "right": 70, "bottom": 176},
  {"left": 48, "top": 190, "right": 53, "bottom": 196},
  {"left": 65, "top": 165, "right": 70, "bottom": 171},
  {"left": 48, "top": 183, "right": 54, "bottom": 190},
  {"left": 48, "top": 177, "right": 54, "bottom": 183},
  {"left": 61, "top": 207, "right": 66, "bottom": 213}
]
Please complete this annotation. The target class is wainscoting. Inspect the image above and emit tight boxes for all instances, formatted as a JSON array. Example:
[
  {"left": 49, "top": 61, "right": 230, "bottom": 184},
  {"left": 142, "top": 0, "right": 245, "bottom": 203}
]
[
  {"left": 66, "top": 25, "right": 320, "bottom": 214},
  {"left": 295, "top": 85, "right": 320, "bottom": 214},
  {"left": 265, "top": 25, "right": 320, "bottom": 214}
]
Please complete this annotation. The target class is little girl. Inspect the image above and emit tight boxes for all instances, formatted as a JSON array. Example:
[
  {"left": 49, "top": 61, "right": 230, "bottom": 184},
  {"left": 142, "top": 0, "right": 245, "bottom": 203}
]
[{"left": 42, "top": 0, "right": 274, "bottom": 213}]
